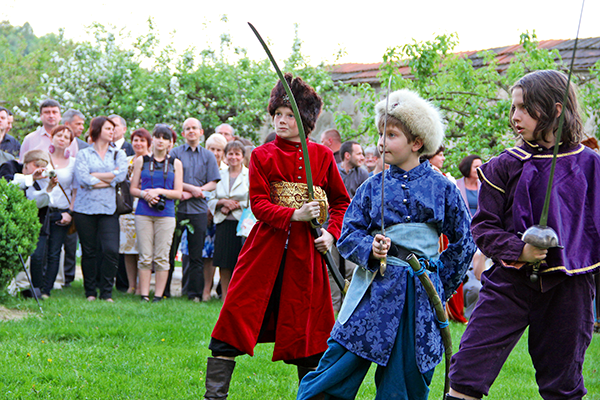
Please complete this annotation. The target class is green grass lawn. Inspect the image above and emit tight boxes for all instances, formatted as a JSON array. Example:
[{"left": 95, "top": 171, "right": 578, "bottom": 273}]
[{"left": 0, "top": 282, "right": 598, "bottom": 399}]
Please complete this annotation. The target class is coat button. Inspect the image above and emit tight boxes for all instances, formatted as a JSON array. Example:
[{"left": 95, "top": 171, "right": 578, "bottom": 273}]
[
  {"left": 406, "top": 216, "right": 411, "bottom": 221},
  {"left": 403, "top": 199, "right": 408, "bottom": 204},
  {"left": 401, "top": 184, "right": 406, "bottom": 188},
  {"left": 298, "top": 176, "right": 302, "bottom": 179},
  {"left": 299, "top": 166, "right": 303, "bottom": 170}
]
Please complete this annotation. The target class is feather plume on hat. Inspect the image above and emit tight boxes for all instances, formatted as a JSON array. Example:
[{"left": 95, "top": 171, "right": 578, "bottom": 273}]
[
  {"left": 268, "top": 73, "right": 323, "bottom": 136},
  {"left": 375, "top": 89, "right": 445, "bottom": 155}
]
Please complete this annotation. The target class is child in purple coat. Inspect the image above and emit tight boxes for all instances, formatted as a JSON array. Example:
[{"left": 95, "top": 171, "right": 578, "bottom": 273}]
[{"left": 448, "top": 70, "right": 600, "bottom": 400}]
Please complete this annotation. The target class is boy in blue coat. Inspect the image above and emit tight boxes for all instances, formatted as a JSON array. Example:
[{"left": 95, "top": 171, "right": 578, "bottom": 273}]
[{"left": 297, "top": 90, "right": 476, "bottom": 400}]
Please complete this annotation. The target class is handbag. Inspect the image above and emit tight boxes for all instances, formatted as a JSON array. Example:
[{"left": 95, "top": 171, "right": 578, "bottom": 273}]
[{"left": 114, "top": 151, "right": 133, "bottom": 215}]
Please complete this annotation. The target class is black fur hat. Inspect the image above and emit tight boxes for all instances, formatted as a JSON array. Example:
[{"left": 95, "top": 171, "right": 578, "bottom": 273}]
[{"left": 268, "top": 73, "right": 323, "bottom": 136}]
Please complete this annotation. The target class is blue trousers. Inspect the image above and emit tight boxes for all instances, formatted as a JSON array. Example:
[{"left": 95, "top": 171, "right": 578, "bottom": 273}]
[{"left": 297, "top": 279, "right": 434, "bottom": 400}]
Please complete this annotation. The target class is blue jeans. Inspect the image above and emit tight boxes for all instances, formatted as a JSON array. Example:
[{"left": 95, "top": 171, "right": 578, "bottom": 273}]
[{"left": 41, "top": 209, "right": 70, "bottom": 295}]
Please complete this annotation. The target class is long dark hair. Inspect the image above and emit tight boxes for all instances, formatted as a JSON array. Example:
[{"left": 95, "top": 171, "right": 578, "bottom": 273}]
[{"left": 510, "top": 70, "right": 582, "bottom": 147}]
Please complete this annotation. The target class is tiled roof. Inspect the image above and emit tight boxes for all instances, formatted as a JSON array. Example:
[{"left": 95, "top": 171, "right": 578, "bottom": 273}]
[{"left": 329, "top": 37, "right": 600, "bottom": 86}]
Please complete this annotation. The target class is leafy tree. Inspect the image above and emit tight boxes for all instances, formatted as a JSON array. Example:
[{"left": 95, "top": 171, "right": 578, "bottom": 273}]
[
  {"left": 334, "top": 32, "right": 600, "bottom": 178},
  {"left": 0, "top": 21, "right": 76, "bottom": 139},
  {"left": 6, "top": 20, "right": 341, "bottom": 145}
]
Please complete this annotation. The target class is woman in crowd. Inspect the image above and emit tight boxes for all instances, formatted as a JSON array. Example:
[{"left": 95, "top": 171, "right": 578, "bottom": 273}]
[
  {"left": 364, "top": 145, "right": 378, "bottom": 174},
  {"left": 207, "top": 140, "right": 249, "bottom": 301},
  {"left": 202, "top": 133, "right": 228, "bottom": 301},
  {"left": 73, "top": 116, "right": 128, "bottom": 302},
  {"left": 119, "top": 128, "right": 152, "bottom": 295},
  {"left": 130, "top": 124, "right": 183, "bottom": 302},
  {"left": 41, "top": 125, "right": 77, "bottom": 297},
  {"left": 456, "top": 154, "right": 482, "bottom": 217}
]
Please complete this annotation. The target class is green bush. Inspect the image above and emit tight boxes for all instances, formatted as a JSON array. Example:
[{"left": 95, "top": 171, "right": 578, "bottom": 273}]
[{"left": 0, "top": 179, "right": 41, "bottom": 298}]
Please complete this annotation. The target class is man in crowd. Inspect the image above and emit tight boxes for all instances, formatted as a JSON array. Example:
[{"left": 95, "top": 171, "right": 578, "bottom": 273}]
[
  {"left": 63, "top": 109, "right": 88, "bottom": 151},
  {"left": 19, "top": 99, "right": 78, "bottom": 162},
  {"left": 167, "top": 118, "right": 220, "bottom": 301},
  {"left": 320, "top": 128, "right": 343, "bottom": 163},
  {"left": 0, "top": 106, "right": 21, "bottom": 158},
  {"left": 338, "top": 140, "right": 368, "bottom": 198},
  {"left": 6, "top": 110, "right": 14, "bottom": 135},
  {"left": 109, "top": 114, "right": 134, "bottom": 156},
  {"left": 215, "top": 123, "right": 235, "bottom": 143}
]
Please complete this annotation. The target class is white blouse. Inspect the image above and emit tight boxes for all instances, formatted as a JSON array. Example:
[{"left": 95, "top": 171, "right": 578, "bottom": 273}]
[
  {"left": 49, "top": 157, "right": 76, "bottom": 209},
  {"left": 207, "top": 166, "right": 250, "bottom": 224}
]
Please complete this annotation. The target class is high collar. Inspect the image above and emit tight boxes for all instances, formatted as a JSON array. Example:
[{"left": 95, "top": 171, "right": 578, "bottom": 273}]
[
  {"left": 520, "top": 138, "right": 580, "bottom": 156},
  {"left": 387, "top": 160, "right": 431, "bottom": 181},
  {"left": 274, "top": 135, "right": 305, "bottom": 151}
]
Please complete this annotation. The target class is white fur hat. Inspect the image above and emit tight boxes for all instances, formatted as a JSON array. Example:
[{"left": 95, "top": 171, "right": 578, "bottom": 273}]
[{"left": 375, "top": 89, "right": 445, "bottom": 156}]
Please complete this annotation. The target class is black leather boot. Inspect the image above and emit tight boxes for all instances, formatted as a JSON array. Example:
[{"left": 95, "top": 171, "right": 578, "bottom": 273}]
[{"left": 204, "top": 357, "right": 236, "bottom": 400}]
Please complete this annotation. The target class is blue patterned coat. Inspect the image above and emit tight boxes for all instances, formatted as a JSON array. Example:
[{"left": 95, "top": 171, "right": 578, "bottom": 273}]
[{"left": 331, "top": 162, "right": 476, "bottom": 372}]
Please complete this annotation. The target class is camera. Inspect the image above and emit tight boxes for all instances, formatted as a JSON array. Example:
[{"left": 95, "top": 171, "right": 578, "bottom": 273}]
[
  {"left": 41, "top": 169, "right": 57, "bottom": 179},
  {"left": 152, "top": 194, "right": 167, "bottom": 211}
]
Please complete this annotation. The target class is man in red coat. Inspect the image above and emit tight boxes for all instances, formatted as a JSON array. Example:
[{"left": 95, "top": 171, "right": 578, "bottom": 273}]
[{"left": 204, "top": 74, "right": 350, "bottom": 400}]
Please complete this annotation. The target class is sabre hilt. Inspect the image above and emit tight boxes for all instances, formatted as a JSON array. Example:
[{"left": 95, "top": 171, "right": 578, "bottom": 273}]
[
  {"left": 379, "top": 237, "right": 387, "bottom": 276},
  {"left": 306, "top": 198, "right": 328, "bottom": 229},
  {"left": 521, "top": 224, "right": 563, "bottom": 283}
]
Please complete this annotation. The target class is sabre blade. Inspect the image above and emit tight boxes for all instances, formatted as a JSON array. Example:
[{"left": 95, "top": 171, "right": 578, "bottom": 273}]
[
  {"left": 538, "top": 0, "right": 585, "bottom": 227},
  {"left": 380, "top": 75, "right": 393, "bottom": 236},
  {"left": 379, "top": 75, "right": 393, "bottom": 275}
]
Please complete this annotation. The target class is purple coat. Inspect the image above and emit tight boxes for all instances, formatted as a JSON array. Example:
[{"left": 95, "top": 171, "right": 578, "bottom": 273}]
[{"left": 473, "top": 140, "right": 600, "bottom": 280}]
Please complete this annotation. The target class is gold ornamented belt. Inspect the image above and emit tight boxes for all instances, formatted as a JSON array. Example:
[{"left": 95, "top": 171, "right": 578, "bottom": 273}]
[{"left": 270, "top": 182, "right": 328, "bottom": 225}]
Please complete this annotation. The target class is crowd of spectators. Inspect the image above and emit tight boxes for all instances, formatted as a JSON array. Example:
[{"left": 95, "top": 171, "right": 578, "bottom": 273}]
[
  {"left": 0, "top": 100, "right": 509, "bottom": 324},
  {"left": 0, "top": 100, "right": 259, "bottom": 303}
]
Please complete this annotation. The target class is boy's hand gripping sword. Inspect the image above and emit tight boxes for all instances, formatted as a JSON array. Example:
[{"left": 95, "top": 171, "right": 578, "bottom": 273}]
[
  {"left": 521, "top": 0, "right": 584, "bottom": 283},
  {"left": 248, "top": 23, "right": 349, "bottom": 294}
]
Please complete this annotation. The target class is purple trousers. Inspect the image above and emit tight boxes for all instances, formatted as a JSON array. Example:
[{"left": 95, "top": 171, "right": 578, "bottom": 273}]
[{"left": 449, "top": 265, "right": 595, "bottom": 400}]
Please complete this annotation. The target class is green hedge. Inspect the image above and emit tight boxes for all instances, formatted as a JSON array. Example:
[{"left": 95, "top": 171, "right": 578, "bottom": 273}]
[{"left": 0, "top": 179, "right": 41, "bottom": 299}]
